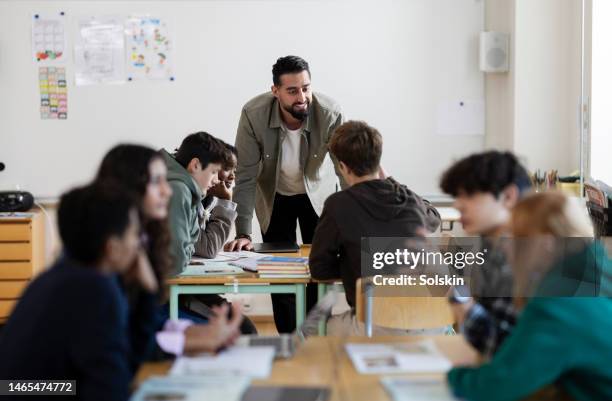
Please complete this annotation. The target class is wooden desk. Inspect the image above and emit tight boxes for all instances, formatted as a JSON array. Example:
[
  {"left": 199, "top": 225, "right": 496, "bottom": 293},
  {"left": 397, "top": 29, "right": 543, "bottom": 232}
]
[
  {"left": 135, "top": 335, "right": 475, "bottom": 401},
  {"left": 167, "top": 246, "right": 312, "bottom": 326},
  {"left": 135, "top": 335, "right": 572, "bottom": 401}
]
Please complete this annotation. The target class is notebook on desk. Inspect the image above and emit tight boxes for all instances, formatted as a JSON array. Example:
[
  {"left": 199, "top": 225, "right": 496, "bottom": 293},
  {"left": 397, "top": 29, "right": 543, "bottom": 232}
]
[{"left": 251, "top": 242, "right": 300, "bottom": 253}]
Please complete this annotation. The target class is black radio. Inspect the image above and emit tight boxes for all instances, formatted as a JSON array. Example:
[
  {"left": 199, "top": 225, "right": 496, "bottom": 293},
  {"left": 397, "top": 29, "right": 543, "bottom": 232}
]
[{"left": 0, "top": 191, "right": 34, "bottom": 212}]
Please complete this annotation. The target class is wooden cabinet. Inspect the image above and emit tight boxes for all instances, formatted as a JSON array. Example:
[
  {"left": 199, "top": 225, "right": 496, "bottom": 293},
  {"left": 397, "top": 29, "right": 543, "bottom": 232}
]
[{"left": 0, "top": 212, "right": 45, "bottom": 323}]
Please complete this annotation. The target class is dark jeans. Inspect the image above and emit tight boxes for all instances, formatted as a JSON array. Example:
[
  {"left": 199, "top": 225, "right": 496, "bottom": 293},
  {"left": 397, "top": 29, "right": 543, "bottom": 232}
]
[{"left": 263, "top": 193, "right": 319, "bottom": 333}]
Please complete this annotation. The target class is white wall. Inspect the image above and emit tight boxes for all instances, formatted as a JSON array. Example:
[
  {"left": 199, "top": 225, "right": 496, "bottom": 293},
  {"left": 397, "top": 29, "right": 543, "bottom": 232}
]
[
  {"left": 485, "top": 0, "right": 582, "bottom": 176},
  {"left": 590, "top": 0, "right": 612, "bottom": 184},
  {"left": 0, "top": 0, "right": 484, "bottom": 199}
]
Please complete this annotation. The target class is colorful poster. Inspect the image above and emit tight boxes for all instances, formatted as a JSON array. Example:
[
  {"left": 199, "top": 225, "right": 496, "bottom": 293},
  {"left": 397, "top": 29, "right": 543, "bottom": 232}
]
[
  {"left": 75, "top": 16, "right": 126, "bottom": 85},
  {"left": 32, "top": 13, "right": 67, "bottom": 63},
  {"left": 125, "top": 16, "right": 174, "bottom": 81},
  {"left": 39, "top": 67, "right": 68, "bottom": 119}
]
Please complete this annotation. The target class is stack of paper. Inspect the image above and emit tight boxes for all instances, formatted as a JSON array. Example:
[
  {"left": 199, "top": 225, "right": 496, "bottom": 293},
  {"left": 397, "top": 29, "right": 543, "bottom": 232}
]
[
  {"left": 345, "top": 341, "right": 452, "bottom": 374},
  {"left": 130, "top": 375, "right": 250, "bottom": 401},
  {"left": 380, "top": 377, "right": 458, "bottom": 401},
  {"left": 169, "top": 346, "right": 276, "bottom": 379}
]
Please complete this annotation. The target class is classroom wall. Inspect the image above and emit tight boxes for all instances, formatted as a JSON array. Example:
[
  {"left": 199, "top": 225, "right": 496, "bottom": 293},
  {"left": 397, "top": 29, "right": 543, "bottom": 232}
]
[
  {"left": 485, "top": 0, "right": 583, "bottom": 176},
  {"left": 0, "top": 0, "right": 485, "bottom": 199}
]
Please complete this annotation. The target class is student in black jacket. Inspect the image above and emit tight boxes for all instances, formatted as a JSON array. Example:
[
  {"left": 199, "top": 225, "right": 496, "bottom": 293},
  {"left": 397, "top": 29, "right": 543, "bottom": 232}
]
[
  {"left": 309, "top": 121, "right": 440, "bottom": 332},
  {"left": 0, "top": 184, "right": 142, "bottom": 401}
]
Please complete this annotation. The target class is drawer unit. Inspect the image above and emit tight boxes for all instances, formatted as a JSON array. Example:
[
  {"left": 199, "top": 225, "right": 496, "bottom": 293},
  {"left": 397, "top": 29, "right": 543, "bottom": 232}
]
[{"left": 0, "top": 213, "right": 45, "bottom": 323}]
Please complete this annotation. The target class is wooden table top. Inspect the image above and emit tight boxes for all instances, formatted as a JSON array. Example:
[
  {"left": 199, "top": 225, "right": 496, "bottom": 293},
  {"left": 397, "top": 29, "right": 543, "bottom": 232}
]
[{"left": 134, "top": 335, "right": 477, "bottom": 401}]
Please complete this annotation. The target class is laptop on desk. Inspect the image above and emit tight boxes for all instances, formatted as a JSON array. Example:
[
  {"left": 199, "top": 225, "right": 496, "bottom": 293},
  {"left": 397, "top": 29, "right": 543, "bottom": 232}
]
[
  {"left": 251, "top": 242, "right": 301, "bottom": 253},
  {"left": 236, "top": 287, "right": 338, "bottom": 359}
]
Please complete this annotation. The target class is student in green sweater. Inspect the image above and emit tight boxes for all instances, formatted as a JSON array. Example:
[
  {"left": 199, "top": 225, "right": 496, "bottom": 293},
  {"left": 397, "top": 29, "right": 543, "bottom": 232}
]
[{"left": 448, "top": 191, "right": 612, "bottom": 401}]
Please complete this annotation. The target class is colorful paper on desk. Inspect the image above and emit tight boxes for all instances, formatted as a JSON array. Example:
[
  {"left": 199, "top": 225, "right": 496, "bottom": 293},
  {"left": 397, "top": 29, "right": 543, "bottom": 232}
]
[
  {"left": 345, "top": 341, "right": 452, "bottom": 375},
  {"left": 380, "top": 376, "right": 458, "bottom": 401},
  {"left": 130, "top": 375, "right": 250, "bottom": 401},
  {"left": 169, "top": 346, "right": 275, "bottom": 379}
]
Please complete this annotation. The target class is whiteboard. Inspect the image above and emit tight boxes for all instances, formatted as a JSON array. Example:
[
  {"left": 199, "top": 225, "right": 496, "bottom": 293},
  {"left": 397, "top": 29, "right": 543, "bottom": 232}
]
[{"left": 0, "top": 0, "right": 484, "bottom": 199}]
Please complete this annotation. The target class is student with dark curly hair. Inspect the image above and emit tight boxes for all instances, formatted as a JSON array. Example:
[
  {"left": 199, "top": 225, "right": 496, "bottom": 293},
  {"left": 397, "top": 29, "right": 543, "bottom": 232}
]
[{"left": 440, "top": 150, "right": 531, "bottom": 356}]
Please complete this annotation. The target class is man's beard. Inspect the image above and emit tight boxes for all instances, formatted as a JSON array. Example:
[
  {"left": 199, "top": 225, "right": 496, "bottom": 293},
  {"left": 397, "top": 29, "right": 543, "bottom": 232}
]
[{"left": 284, "top": 102, "right": 309, "bottom": 121}]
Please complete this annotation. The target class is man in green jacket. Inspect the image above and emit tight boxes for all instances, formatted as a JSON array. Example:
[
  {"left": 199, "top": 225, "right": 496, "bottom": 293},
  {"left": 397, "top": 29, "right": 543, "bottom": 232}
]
[{"left": 225, "top": 55, "right": 345, "bottom": 333}]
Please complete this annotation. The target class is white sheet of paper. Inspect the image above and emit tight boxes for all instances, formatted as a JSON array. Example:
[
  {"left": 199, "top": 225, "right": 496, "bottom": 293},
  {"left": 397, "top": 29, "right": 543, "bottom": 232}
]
[
  {"left": 180, "top": 263, "right": 244, "bottom": 276},
  {"left": 345, "top": 341, "right": 452, "bottom": 374},
  {"left": 169, "top": 346, "right": 275, "bottom": 379},
  {"left": 436, "top": 99, "right": 484, "bottom": 136},
  {"left": 74, "top": 16, "right": 125, "bottom": 85},
  {"left": 190, "top": 251, "right": 269, "bottom": 264},
  {"left": 217, "top": 250, "right": 272, "bottom": 259},
  {"left": 130, "top": 375, "right": 250, "bottom": 401},
  {"left": 380, "top": 376, "right": 458, "bottom": 401}
]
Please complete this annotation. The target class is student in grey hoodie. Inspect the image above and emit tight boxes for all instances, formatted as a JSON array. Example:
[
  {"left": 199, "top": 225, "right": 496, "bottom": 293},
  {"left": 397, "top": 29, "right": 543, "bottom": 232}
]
[
  {"left": 309, "top": 121, "right": 441, "bottom": 313},
  {"left": 162, "top": 132, "right": 257, "bottom": 333},
  {"left": 162, "top": 132, "right": 236, "bottom": 274}
]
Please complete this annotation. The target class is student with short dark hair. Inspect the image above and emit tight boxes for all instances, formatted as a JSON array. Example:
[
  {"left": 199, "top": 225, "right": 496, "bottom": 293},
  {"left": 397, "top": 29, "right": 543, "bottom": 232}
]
[
  {"left": 439, "top": 150, "right": 531, "bottom": 356},
  {"left": 162, "top": 133, "right": 257, "bottom": 333},
  {"left": 163, "top": 131, "right": 235, "bottom": 270},
  {"left": 309, "top": 120, "right": 440, "bottom": 332},
  {"left": 0, "top": 184, "right": 141, "bottom": 401}
]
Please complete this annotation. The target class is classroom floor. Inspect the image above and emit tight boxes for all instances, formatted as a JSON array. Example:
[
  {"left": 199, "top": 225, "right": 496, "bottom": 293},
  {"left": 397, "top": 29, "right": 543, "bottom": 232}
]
[{"left": 252, "top": 317, "right": 278, "bottom": 336}]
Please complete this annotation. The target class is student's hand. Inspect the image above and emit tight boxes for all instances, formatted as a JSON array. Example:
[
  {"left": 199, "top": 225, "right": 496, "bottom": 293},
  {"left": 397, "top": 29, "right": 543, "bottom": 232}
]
[
  {"left": 125, "top": 249, "right": 159, "bottom": 294},
  {"left": 224, "top": 238, "right": 253, "bottom": 251},
  {"left": 183, "top": 303, "right": 243, "bottom": 354},
  {"left": 207, "top": 181, "right": 232, "bottom": 201}
]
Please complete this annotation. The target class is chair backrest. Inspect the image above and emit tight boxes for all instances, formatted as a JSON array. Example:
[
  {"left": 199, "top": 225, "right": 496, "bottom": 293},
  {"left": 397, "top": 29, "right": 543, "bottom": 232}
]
[{"left": 355, "top": 278, "right": 455, "bottom": 331}]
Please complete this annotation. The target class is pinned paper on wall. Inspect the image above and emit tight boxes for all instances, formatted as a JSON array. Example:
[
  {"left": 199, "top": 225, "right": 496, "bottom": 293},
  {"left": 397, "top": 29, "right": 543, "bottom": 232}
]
[
  {"left": 125, "top": 16, "right": 174, "bottom": 81},
  {"left": 74, "top": 16, "right": 126, "bottom": 85},
  {"left": 39, "top": 67, "right": 68, "bottom": 119},
  {"left": 32, "top": 13, "right": 67, "bottom": 63},
  {"left": 435, "top": 99, "right": 485, "bottom": 136}
]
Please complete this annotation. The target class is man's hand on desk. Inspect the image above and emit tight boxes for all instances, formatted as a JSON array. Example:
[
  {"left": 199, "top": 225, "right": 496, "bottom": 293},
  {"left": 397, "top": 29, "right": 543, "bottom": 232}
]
[
  {"left": 183, "top": 303, "right": 243, "bottom": 354},
  {"left": 224, "top": 237, "right": 253, "bottom": 251}
]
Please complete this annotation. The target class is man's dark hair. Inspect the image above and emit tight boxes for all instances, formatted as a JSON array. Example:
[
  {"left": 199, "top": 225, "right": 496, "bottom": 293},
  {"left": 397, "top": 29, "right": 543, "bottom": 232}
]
[
  {"left": 440, "top": 151, "right": 532, "bottom": 197},
  {"left": 272, "top": 55, "right": 310, "bottom": 86},
  {"left": 174, "top": 132, "right": 226, "bottom": 170},
  {"left": 58, "top": 184, "right": 137, "bottom": 265},
  {"left": 329, "top": 120, "right": 382, "bottom": 177}
]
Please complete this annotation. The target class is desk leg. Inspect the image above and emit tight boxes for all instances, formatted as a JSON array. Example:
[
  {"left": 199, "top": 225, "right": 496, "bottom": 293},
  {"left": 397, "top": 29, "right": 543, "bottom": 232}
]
[
  {"left": 295, "top": 284, "right": 306, "bottom": 328},
  {"left": 317, "top": 283, "right": 328, "bottom": 336},
  {"left": 169, "top": 285, "right": 179, "bottom": 320}
]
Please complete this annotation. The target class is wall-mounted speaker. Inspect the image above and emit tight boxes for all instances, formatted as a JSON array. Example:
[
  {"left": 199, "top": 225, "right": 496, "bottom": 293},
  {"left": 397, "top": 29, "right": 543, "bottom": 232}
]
[{"left": 480, "top": 31, "right": 509, "bottom": 73}]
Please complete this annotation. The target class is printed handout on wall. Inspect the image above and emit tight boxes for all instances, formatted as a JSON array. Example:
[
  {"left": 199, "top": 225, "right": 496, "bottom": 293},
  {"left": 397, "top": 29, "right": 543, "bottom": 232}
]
[
  {"left": 39, "top": 67, "right": 68, "bottom": 119},
  {"left": 74, "top": 16, "right": 126, "bottom": 85},
  {"left": 125, "top": 17, "right": 174, "bottom": 81},
  {"left": 32, "top": 13, "right": 67, "bottom": 63}
]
